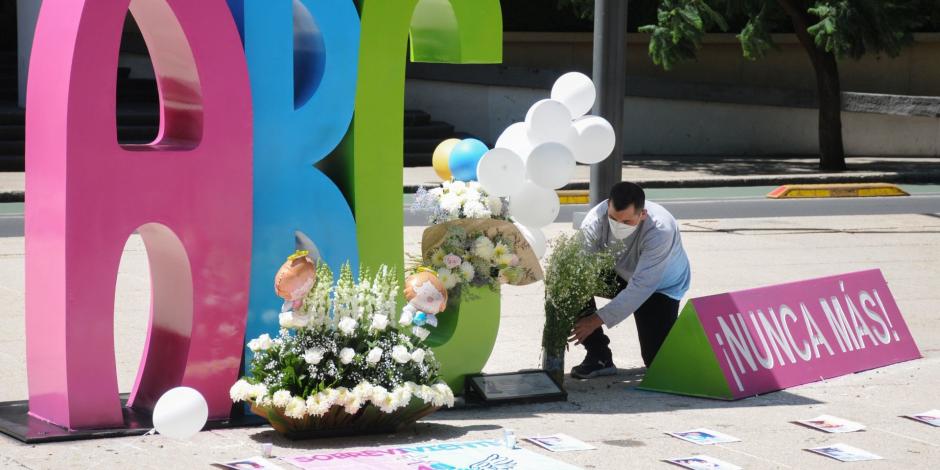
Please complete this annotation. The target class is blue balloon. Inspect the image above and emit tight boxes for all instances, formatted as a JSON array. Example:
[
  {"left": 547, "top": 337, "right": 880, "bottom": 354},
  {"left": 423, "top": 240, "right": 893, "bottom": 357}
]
[{"left": 449, "top": 138, "right": 489, "bottom": 181}]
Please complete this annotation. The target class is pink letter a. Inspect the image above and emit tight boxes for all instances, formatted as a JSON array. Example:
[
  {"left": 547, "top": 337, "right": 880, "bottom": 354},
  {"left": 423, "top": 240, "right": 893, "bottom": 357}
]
[{"left": 25, "top": 0, "right": 252, "bottom": 429}]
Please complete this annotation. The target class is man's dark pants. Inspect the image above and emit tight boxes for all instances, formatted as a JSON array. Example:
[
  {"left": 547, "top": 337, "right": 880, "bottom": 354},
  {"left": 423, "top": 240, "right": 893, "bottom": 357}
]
[{"left": 580, "top": 275, "right": 680, "bottom": 367}]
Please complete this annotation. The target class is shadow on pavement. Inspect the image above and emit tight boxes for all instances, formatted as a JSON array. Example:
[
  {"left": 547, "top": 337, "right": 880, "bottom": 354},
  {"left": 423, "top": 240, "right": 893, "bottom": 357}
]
[{"left": 245, "top": 422, "right": 502, "bottom": 450}]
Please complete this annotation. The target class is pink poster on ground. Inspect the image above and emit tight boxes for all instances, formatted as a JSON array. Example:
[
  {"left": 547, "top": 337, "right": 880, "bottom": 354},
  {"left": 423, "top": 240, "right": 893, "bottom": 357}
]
[{"left": 694, "top": 269, "right": 921, "bottom": 399}]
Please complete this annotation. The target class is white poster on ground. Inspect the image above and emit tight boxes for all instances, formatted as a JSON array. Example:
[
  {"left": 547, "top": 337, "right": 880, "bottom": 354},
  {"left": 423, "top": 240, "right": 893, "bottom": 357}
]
[{"left": 281, "top": 439, "right": 581, "bottom": 470}]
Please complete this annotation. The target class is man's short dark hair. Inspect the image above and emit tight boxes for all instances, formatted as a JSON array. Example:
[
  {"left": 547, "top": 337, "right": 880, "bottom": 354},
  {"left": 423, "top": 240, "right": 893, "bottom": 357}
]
[{"left": 609, "top": 182, "right": 645, "bottom": 212}]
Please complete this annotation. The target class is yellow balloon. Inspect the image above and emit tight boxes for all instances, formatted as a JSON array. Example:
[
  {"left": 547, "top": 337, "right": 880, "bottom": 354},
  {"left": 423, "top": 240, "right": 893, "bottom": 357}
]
[{"left": 432, "top": 138, "right": 461, "bottom": 181}]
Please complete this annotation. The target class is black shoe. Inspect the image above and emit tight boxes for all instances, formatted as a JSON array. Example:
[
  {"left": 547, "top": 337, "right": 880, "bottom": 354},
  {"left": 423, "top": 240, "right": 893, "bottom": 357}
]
[{"left": 570, "top": 358, "right": 617, "bottom": 379}]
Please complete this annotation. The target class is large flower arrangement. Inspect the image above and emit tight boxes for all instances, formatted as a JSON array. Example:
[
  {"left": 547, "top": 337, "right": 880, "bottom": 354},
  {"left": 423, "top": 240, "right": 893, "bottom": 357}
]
[
  {"left": 230, "top": 262, "right": 454, "bottom": 437},
  {"left": 423, "top": 225, "right": 529, "bottom": 293},
  {"left": 411, "top": 181, "right": 542, "bottom": 299}
]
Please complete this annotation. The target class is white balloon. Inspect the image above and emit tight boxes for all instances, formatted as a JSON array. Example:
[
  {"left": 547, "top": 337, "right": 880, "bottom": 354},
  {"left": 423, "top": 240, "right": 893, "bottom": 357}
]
[
  {"left": 495, "top": 122, "right": 534, "bottom": 161},
  {"left": 152, "top": 387, "right": 208, "bottom": 440},
  {"left": 525, "top": 142, "right": 576, "bottom": 190},
  {"left": 551, "top": 72, "right": 596, "bottom": 118},
  {"left": 566, "top": 116, "right": 616, "bottom": 164},
  {"left": 513, "top": 222, "right": 547, "bottom": 259},
  {"left": 525, "top": 99, "right": 572, "bottom": 145},
  {"left": 509, "top": 181, "right": 560, "bottom": 228},
  {"left": 477, "top": 148, "right": 525, "bottom": 197}
]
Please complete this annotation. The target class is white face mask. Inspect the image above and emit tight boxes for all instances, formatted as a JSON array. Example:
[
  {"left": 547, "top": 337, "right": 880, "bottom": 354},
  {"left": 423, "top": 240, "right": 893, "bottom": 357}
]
[{"left": 608, "top": 218, "right": 637, "bottom": 240}]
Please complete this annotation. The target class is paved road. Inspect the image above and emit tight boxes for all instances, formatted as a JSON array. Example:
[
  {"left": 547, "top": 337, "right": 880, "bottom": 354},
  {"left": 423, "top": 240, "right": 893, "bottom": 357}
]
[{"left": 2, "top": 187, "right": 937, "bottom": 236}]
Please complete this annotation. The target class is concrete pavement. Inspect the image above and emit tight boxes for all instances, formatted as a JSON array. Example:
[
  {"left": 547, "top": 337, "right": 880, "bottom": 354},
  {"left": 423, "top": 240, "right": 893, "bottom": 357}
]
[{"left": 1, "top": 213, "right": 939, "bottom": 469}]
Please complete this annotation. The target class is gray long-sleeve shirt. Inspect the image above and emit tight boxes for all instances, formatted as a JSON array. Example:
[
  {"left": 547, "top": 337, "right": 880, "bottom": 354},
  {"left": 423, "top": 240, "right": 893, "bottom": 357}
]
[{"left": 580, "top": 200, "right": 691, "bottom": 328}]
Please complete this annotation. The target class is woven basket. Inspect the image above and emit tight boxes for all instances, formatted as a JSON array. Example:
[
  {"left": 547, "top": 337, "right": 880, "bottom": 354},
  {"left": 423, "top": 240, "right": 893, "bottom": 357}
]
[{"left": 250, "top": 398, "right": 440, "bottom": 439}]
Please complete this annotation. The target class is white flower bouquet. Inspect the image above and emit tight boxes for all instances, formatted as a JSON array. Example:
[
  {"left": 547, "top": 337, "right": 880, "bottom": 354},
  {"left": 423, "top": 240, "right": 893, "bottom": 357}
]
[
  {"left": 411, "top": 180, "right": 507, "bottom": 225},
  {"left": 231, "top": 262, "right": 454, "bottom": 438}
]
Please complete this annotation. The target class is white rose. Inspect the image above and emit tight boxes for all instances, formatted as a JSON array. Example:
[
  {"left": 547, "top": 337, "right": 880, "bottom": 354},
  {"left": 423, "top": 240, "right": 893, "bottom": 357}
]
[
  {"left": 370, "top": 314, "right": 389, "bottom": 331},
  {"left": 248, "top": 333, "right": 274, "bottom": 352},
  {"left": 303, "top": 348, "right": 324, "bottom": 365},
  {"left": 366, "top": 347, "right": 383, "bottom": 365},
  {"left": 413, "top": 326, "right": 430, "bottom": 341},
  {"left": 399, "top": 306, "right": 415, "bottom": 326},
  {"left": 338, "top": 317, "right": 357, "bottom": 336},
  {"left": 339, "top": 347, "right": 356, "bottom": 365},
  {"left": 272, "top": 390, "right": 292, "bottom": 408},
  {"left": 411, "top": 348, "right": 426, "bottom": 364},
  {"left": 278, "top": 311, "right": 295, "bottom": 329},
  {"left": 284, "top": 396, "right": 307, "bottom": 419},
  {"left": 391, "top": 345, "right": 411, "bottom": 364},
  {"left": 229, "top": 380, "right": 252, "bottom": 402}
]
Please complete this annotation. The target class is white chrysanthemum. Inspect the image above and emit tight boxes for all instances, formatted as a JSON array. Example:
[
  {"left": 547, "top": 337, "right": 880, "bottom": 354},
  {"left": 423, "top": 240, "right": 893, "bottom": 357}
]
[
  {"left": 370, "top": 385, "right": 388, "bottom": 405},
  {"left": 439, "top": 193, "right": 461, "bottom": 214},
  {"left": 284, "top": 396, "right": 307, "bottom": 419},
  {"left": 229, "top": 380, "right": 252, "bottom": 402},
  {"left": 431, "top": 383, "right": 455, "bottom": 407},
  {"left": 450, "top": 180, "right": 467, "bottom": 194},
  {"left": 248, "top": 383, "right": 268, "bottom": 401},
  {"left": 247, "top": 333, "right": 273, "bottom": 352},
  {"left": 334, "top": 387, "right": 350, "bottom": 408},
  {"left": 437, "top": 268, "right": 458, "bottom": 290},
  {"left": 459, "top": 261, "right": 475, "bottom": 282},
  {"left": 370, "top": 314, "right": 389, "bottom": 332},
  {"left": 411, "top": 348, "right": 426, "bottom": 364},
  {"left": 430, "top": 250, "right": 446, "bottom": 266},
  {"left": 391, "top": 345, "right": 411, "bottom": 364},
  {"left": 353, "top": 381, "right": 374, "bottom": 398},
  {"left": 495, "top": 253, "right": 514, "bottom": 268},
  {"left": 306, "top": 392, "right": 332, "bottom": 417},
  {"left": 463, "top": 199, "right": 490, "bottom": 219},
  {"left": 416, "top": 385, "right": 434, "bottom": 403},
  {"left": 339, "top": 347, "right": 356, "bottom": 364},
  {"left": 472, "top": 236, "right": 495, "bottom": 260},
  {"left": 429, "top": 187, "right": 445, "bottom": 198},
  {"left": 272, "top": 390, "right": 292, "bottom": 408},
  {"left": 392, "top": 385, "right": 413, "bottom": 407},
  {"left": 486, "top": 195, "right": 503, "bottom": 215},
  {"left": 468, "top": 181, "right": 482, "bottom": 191},
  {"left": 366, "top": 347, "right": 383, "bottom": 364},
  {"left": 413, "top": 326, "right": 430, "bottom": 341},
  {"left": 338, "top": 317, "right": 357, "bottom": 336},
  {"left": 303, "top": 348, "right": 324, "bottom": 365},
  {"left": 492, "top": 242, "right": 510, "bottom": 259},
  {"left": 441, "top": 180, "right": 452, "bottom": 191},
  {"left": 343, "top": 394, "right": 363, "bottom": 415}
]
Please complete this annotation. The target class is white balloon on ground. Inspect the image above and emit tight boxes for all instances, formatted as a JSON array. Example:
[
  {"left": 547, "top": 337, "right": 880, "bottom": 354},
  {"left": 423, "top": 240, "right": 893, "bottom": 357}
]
[
  {"left": 509, "top": 181, "right": 560, "bottom": 228},
  {"left": 494, "top": 122, "right": 534, "bottom": 161},
  {"left": 551, "top": 72, "right": 596, "bottom": 118},
  {"left": 525, "top": 99, "right": 572, "bottom": 145},
  {"left": 513, "top": 221, "right": 547, "bottom": 259},
  {"left": 525, "top": 142, "right": 576, "bottom": 190},
  {"left": 477, "top": 148, "right": 525, "bottom": 197},
  {"left": 567, "top": 116, "right": 616, "bottom": 164},
  {"left": 152, "top": 387, "right": 209, "bottom": 440}
]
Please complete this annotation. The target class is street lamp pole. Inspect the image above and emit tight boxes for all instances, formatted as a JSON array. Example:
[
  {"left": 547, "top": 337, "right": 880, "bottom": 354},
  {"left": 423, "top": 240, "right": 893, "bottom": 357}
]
[{"left": 589, "top": 0, "right": 627, "bottom": 207}]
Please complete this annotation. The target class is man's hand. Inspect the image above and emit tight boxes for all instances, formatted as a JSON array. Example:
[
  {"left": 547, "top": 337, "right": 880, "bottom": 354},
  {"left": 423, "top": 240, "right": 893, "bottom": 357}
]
[{"left": 568, "top": 314, "right": 604, "bottom": 346}]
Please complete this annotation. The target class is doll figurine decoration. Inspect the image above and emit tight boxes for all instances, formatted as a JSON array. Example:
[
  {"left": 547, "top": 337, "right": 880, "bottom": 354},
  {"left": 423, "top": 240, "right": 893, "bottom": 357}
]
[
  {"left": 402, "top": 268, "right": 448, "bottom": 329},
  {"left": 274, "top": 250, "right": 317, "bottom": 311}
]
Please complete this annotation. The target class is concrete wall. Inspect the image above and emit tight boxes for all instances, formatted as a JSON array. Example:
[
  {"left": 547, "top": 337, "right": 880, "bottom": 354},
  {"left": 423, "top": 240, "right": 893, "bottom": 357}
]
[
  {"left": 405, "top": 79, "right": 940, "bottom": 157},
  {"left": 501, "top": 32, "right": 940, "bottom": 97}
]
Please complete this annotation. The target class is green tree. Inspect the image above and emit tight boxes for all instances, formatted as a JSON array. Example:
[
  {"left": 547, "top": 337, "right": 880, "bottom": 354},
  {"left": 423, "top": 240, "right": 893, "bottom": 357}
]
[{"left": 562, "top": 1, "right": 930, "bottom": 171}]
